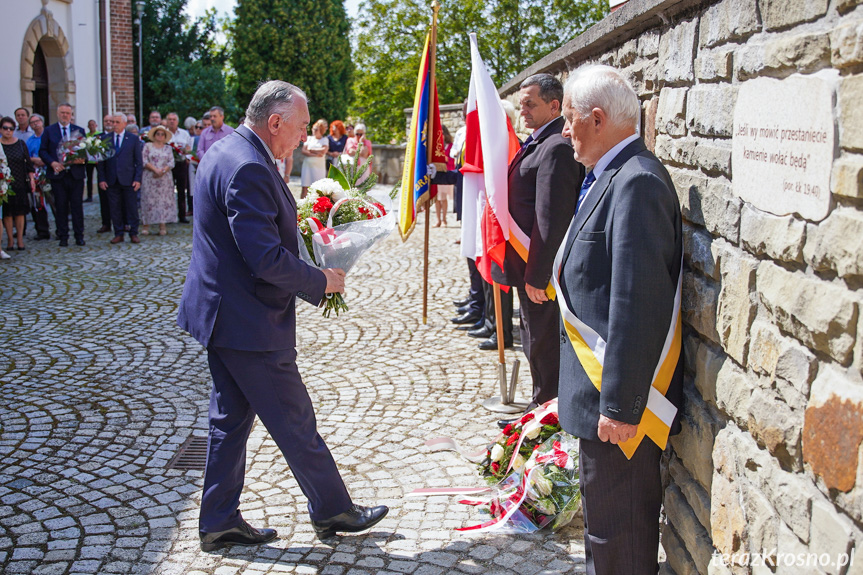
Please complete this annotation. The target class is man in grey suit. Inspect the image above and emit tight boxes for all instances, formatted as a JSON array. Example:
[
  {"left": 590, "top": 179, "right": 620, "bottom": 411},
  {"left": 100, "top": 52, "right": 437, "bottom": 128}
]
[
  {"left": 556, "top": 65, "right": 684, "bottom": 575},
  {"left": 178, "top": 81, "right": 387, "bottom": 551}
]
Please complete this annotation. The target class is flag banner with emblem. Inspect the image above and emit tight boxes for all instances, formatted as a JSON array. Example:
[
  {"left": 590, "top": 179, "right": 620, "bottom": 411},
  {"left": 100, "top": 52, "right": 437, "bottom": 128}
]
[
  {"left": 398, "top": 31, "right": 447, "bottom": 241},
  {"left": 550, "top": 224, "right": 683, "bottom": 459},
  {"left": 463, "top": 33, "right": 521, "bottom": 286}
]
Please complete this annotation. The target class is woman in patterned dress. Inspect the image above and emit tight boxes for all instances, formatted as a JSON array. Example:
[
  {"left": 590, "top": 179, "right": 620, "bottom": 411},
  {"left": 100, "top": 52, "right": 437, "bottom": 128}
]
[
  {"left": 0, "top": 116, "right": 35, "bottom": 251},
  {"left": 140, "top": 125, "right": 176, "bottom": 236}
]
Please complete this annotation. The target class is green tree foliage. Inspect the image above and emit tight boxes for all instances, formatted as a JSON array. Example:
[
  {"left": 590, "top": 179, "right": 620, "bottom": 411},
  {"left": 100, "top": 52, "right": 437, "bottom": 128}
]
[
  {"left": 352, "top": 0, "right": 608, "bottom": 143},
  {"left": 230, "top": 0, "right": 353, "bottom": 123},
  {"left": 134, "top": 0, "right": 232, "bottom": 121}
]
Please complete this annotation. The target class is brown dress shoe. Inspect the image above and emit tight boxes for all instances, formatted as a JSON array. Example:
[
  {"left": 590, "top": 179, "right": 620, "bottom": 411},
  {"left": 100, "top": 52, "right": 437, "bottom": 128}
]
[
  {"left": 97, "top": 225, "right": 111, "bottom": 233},
  {"left": 110, "top": 236, "right": 124, "bottom": 244},
  {"left": 130, "top": 235, "right": 140, "bottom": 244}
]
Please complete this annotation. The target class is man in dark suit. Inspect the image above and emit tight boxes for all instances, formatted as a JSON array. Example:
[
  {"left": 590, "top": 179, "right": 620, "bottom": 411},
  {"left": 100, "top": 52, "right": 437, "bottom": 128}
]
[
  {"left": 39, "top": 102, "right": 87, "bottom": 246},
  {"left": 177, "top": 81, "right": 387, "bottom": 551},
  {"left": 494, "top": 74, "right": 583, "bottom": 411},
  {"left": 557, "top": 65, "right": 684, "bottom": 575},
  {"left": 98, "top": 114, "right": 143, "bottom": 244},
  {"left": 96, "top": 114, "right": 115, "bottom": 234}
]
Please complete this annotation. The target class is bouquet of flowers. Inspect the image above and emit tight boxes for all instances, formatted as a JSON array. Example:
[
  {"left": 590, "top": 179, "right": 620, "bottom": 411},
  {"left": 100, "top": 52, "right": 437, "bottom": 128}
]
[
  {"left": 169, "top": 142, "right": 187, "bottom": 163},
  {"left": 460, "top": 432, "right": 580, "bottom": 534},
  {"left": 0, "top": 158, "right": 14, "bottom": 206},
  {"left": 58, "top": 132, "right": 114, "bottom": 165},
  {"left": 478, "top": 408, "right": 562, "bottom": 481},
  {"left": 296, "top": 156, "right": 394, "bottom": 317}
]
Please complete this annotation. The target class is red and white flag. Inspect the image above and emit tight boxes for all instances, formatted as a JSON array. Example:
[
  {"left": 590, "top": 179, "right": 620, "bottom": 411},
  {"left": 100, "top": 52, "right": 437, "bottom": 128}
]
[{"left": 461, "top": 33, "right": 521, "bottom": 286}]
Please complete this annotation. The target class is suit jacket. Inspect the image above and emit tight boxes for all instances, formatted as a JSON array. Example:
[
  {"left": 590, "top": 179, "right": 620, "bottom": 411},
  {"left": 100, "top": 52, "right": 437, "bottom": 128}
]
[
  {"left": 97, "top": 132, "right": 143, "bottom": 187},
  {"left": 177, "top": 124, "right": 327, "bottom": 352},
  {"left": 493, "top": 115, "right": 584, "bottom": 289},
  {"left": 558, "top": 138, "right": 684, "bottom": 442},
  {"left": 39, "top": 122, "right": 86, "bottom": 180}
]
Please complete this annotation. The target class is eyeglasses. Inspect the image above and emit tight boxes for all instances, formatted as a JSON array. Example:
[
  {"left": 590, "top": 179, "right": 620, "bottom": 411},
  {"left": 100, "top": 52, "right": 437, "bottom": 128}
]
[{"left": 0, "top": 126, "right": 14, "bottom": 131}]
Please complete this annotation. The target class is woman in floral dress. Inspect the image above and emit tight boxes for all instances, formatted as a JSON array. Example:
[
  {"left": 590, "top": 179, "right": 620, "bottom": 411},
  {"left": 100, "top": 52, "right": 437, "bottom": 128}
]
[{"left": 140, "top": 125, "right": 176, "bottom": 235}]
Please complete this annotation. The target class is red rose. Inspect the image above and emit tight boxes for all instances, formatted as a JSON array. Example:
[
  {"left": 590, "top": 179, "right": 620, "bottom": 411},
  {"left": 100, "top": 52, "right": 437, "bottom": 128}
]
[
  {"left": 520, "top": 413, "right": 535, "bottom": 425},
  {"left": 540, "top": 413, "right": 559, "bottom": 426},
  {"left": 491, "top": 462, "right": 500, "bottom": 474},
  {"left": 506, "top": 432, "right": 520, "bottom": 446},
  {"left": 502, "top": 424, "right": 513, "bottom": 436}
]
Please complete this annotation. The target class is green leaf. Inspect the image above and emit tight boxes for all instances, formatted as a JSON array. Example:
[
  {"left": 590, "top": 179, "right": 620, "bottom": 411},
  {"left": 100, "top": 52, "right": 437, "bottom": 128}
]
[{"left": 328, "top": 164, "right": 351, "bottom": 190}]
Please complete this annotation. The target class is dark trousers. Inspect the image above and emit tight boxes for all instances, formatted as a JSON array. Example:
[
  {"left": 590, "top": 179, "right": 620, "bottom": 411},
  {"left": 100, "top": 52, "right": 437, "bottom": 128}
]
[
  {"left": 518, "top": 285, "right": 560, "bottom": 408},
  {"left": 173, "top": 162, "right": 189, "bottom": 220},
  {"left": 201, "top": 346, "right": 352, "bottom": 532},
  {"left": 30, "top": 196, "right": 50, "bottom": 239},
  {"left": 580, "top": 438, "right": 663, "bottom": 575},
  {"left": 482, "top": 278, "right": 513, "bottom": 340},
  {"left": 52, "top": 174, "right": 85, "bottom": 241},
  {"left": 85, "top": 164, "right": 95, "bottom": 199},
  {"left": 466, "top": 258, "right": 485, "bottom": 316},
  {"left": 98, "top": 186, "right": 112, "bottom": 228},
  {"left": 107, "top": 183, "right": 138, "bottom": 237}
]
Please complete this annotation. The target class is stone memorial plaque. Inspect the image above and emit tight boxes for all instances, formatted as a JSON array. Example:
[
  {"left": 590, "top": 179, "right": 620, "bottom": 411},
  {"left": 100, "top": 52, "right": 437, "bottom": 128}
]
[{"left": 732, "top": 74, "right": 836, "bottom": 222}]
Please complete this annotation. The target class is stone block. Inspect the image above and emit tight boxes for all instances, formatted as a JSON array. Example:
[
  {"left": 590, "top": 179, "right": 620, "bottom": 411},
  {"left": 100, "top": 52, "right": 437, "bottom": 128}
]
[
  {"left": 715, "top": 243, "right": 758, "bottom": 364},
  {"left": 644, "top": 96, "right": 659, "bottom": 152},
  {"left": 809, "top": 500, "right": 854, "bottom": 575},
  {"left": 687, "top": 84, "right": 737, "bottom": 138},
  {"left": 804, "top": 208, "right": 863, "bottom": 279},
  {"left": 657, "top": 88, "right": 688, "bottom": 136},
  {"left": 760, "top": 0, "right": 829, "bottom": 31},
  {"left": 684, "top": 223, "right": 718, "bottom": 280},
  {"left": 803, "top": 366, "right": 863, "bottom": 493},
  {"left": 840, "top": 75, "right": 863, "bottom": 151},
  {"left": 747, "top": 386, "right": 803, "bottom": 469},
  {"left": 831, "top": 19, "right": 863, "bottom": 68},
  {"left": 683, "top": 271, "right": 721, "bottom": 343},
  {"left": 659, "top": 136, "right": 732, "bottom": 176},
  {"left": 832, "top": 154, "right": 863, "bottom": 199},
  {"left": 747, "top": 320, "right": 817, "bottom": 396},
  {"left": 715, "top": 361, "right": 752, "bottom": 423},
  {"left": 775, "top": 522, "right": 821, "bottom": 574},
  {"left": 735, "top": 33, "right": 831, "bottom": 81},
  {"left": 740, "top": 480, "right": 780, "bottom": 562},
  {"left": 618, "top": 38, "right": 638, "bottom": 67},
  {"left": 694, "top": 340, "right": 726, "bottom": 406},
  {"left": 674, "top": 169, "right": 742, "bottom": 241},
  {"left": 639, "top": 29, "right": 661, "bottom": 57},
  {"left": 669, "top": 454, "right": 713, "bottom": 532},
  {"left": 756, "top": 261, "right": 858, "bottom": 365},
  {"left": 665, "top": 483, "right": 715, "bottom": 573},
  {"left": 659, "top": 18, "right": 698, "bottom": 85},
  {"left": 710, "top": 469, "right": 747, "bottom": 557},
  {"left": 696, "top": 48, "right": 734, "bottom": 82},
  {"left": 740, "top": 204, "right": 806, "bottom": 263},
  {"left": 661, "top": 523, "right": 700, "bottom": 575},
  {"left": 671, "top": 384, "right": 722, "bottom": 492},
  {"left": 699, "top": 0, "right": 760, "bottom": 48}
]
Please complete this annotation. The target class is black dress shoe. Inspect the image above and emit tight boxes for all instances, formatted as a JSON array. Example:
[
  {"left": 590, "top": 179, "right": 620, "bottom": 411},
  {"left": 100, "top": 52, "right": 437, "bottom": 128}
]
[
  {"left": 200, "top": 520, "right": 277, "bottom": 552},
  {"left": 468, "top": 325, "right": 494, "bottom": 339},
  {"left": 453, "top": 297, "right": 471, "bottom": 307},
  {"left": 479, "top": 334, "right": 513, "bottom": 350},
  {"left": 451, "top": 312, "right": 481, "bottom": 325},
  {"left": 179, "top": 218, "right": 190, "bottom": 224},
  {"left": 455, "top": 304, "right": 473, "bottom": 315},
  {"left": 312, "top": 504, "right": 389, "bottom": 540},
  {"left": 76, "top": 239, "right": 85, "bottom": 246},
  {"left": 59, "top": 239, "right": 68, "bottom": 247},
  {"left": 498, "top": 417, "right": 518, "bottom": 429},
  {"left": 455, "top": 319, "right": 482, "bottom": 331}
]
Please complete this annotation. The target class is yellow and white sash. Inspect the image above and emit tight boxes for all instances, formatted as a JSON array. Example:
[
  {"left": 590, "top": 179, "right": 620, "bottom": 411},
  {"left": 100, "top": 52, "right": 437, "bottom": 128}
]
[{"left": 551, "top": 222, "right": 682, "bottom": 459}]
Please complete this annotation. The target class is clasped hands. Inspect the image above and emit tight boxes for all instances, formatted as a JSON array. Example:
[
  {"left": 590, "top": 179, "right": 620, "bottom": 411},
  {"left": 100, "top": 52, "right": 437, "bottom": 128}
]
[{"left": 597, "top": 414, "right": 638, "bottom": 444}]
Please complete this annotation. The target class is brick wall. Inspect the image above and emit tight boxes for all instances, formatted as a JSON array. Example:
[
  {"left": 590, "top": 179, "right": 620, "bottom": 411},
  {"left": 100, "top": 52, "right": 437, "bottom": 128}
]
[
  {"left": 110, "top": 0, "right": 135, "bottom": 115},
  {"left": 495, "top": 0, "right": 863, "bottom": 573}
]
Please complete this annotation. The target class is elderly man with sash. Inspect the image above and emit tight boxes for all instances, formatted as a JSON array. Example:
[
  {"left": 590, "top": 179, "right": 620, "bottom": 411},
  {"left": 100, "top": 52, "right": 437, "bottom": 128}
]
[{"left": 555, "top": 65, "right": 684, "bottom": 575}]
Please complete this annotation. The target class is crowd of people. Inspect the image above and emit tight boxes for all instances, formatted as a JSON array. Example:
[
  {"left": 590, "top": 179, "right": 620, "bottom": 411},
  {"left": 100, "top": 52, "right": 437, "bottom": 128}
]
[{"left": 0, "top": 103, "right": 372, "bottom": 258}]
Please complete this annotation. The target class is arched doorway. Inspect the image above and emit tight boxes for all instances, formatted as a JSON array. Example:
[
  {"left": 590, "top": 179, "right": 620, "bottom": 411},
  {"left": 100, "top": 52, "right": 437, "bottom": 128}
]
[{"left": 20, "top": 7, "right": 75, "bottom": 124}]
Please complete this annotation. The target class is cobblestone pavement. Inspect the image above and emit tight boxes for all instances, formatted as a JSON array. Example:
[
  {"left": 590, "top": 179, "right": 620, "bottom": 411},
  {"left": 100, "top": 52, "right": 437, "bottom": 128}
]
[{"left": 0, "top": 184, "right": 586, "bottom": 574}]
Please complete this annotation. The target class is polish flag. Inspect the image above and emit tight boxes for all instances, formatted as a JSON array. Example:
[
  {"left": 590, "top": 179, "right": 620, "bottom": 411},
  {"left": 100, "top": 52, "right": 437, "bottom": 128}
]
[{"left": 461, "top": 33, "right": 521, "bottom": 286}]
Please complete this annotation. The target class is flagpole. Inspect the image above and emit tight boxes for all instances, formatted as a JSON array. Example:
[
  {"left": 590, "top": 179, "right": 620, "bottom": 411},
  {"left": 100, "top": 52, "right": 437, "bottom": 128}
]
[{"left": 422, "top": 0, "right": 440, "bottom": 325}]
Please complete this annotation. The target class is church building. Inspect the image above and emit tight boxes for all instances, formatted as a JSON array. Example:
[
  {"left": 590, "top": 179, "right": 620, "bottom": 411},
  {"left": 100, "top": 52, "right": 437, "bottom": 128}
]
[{"left": 2, "top": 0, "right": 135, "bottom": 125}]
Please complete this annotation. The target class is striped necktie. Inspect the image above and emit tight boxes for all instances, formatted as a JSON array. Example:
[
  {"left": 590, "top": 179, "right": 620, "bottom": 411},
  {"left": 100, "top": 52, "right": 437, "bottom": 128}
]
[{"left": 575, "top": 171, "right": 596, "bottom": 215}]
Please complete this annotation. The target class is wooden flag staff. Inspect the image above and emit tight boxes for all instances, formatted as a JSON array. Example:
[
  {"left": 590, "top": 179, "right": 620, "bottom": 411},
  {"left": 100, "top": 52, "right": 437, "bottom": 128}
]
[{"left": 421, "top": 0, "right": 441, "bottom": 325}]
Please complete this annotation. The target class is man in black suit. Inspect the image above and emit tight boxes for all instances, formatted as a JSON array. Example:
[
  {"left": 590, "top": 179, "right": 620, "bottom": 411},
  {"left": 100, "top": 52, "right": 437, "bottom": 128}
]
[
  {"left": 557, "top": 65, "right": 683, "bottom": 575},
  {"left": 39, "top": 102, "right": 87, "bottom": 246},
  {"left": 494, "top": 74, "right": 583, "bottom": 410},
  {"left": 96, "top": 114, "right": 115, "bottom": 234},
  {"left": 98, "top": 114, "right": 143, "bottom": 244}
]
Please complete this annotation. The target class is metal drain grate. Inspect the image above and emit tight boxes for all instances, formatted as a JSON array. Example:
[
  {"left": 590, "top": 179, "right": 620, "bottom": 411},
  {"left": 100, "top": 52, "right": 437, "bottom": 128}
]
[{"left": 167, "top": 436, "right": 208, "bottom": 470}]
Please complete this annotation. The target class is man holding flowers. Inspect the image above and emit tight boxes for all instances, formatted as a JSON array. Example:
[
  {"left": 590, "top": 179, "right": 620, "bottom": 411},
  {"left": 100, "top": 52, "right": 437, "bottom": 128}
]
[{"left": 178, "top": 80, "right": 388, "bottom": 551}]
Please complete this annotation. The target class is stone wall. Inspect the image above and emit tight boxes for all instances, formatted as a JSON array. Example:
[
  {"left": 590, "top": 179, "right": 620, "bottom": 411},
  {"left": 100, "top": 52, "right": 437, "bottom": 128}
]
[
  {"left": 110, "top": 0, "right": 135, "bottom": 115},
  {"left": 496, "top": 0, "right": 863, "bottom": 573}
]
